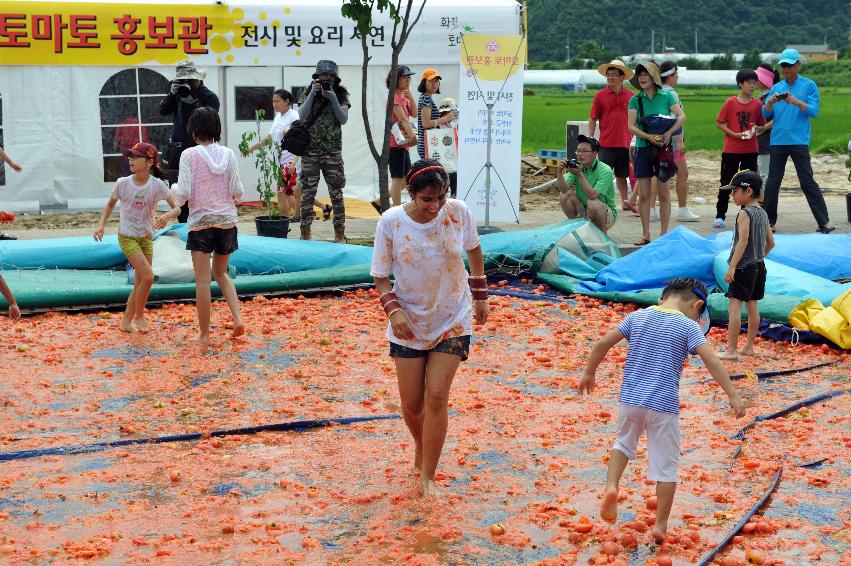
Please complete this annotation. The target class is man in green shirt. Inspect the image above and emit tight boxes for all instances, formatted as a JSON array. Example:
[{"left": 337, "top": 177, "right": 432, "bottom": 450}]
[{"left": 557, "top": 135, "right": 618, "bottom": 233}]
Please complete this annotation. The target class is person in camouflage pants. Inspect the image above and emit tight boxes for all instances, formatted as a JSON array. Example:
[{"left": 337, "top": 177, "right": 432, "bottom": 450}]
[{"left": 298, "top": 60, "right": 350, "bottom": 242}]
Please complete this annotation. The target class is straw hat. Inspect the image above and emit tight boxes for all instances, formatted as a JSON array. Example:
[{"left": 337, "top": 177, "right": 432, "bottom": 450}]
[
  {"left": 597, "top": 59, "right": 634, "bottom": 80},
  {"left": 629, "top": 62, "right": 662, "bottom": 89}
]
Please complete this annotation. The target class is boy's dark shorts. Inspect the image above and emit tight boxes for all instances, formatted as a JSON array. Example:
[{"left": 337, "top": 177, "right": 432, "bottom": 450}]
[
  {"left": 186, "top": 227, "right": 239, "bottom": 255},
  {"left": 388, "top": 147, "right": 412, "bottom": 179},
  {"left": 726, "top": 260, "right": 767, "bottom": 302},
  {"left": 389, "top": 335, "right": 471, "bottom": 361},
  {"left": 598, "top": 147, "right": 630, "bottom": 178}
]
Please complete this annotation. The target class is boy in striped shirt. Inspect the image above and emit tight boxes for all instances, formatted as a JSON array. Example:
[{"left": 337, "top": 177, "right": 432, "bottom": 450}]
[{"left": 577, "top": 278, "right": 746, "bottom": 542}]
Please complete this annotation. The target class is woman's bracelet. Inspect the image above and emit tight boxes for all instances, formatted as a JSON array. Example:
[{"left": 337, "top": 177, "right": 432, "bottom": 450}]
[
  {"left": 386, "top": 307, "right": 403, "bottom": 318},
  {"left": 379, "top": 292, "right": 403, "bottom": 317},
  {"left": 469, "top": 275, "right": 488, "bottom": 301}
]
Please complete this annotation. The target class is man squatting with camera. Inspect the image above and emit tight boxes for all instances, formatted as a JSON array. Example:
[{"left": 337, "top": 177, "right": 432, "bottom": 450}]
[
  {"left": 159, "top": 60, "right": 220, "bottom": 223},
  {"left": 556, "top": 135, "right": 618, "bottom": 234}
]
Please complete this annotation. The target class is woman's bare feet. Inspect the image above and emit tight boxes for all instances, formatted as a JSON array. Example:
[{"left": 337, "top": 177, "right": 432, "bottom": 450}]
[
  {"left": 718, "top": 350, "right": 739, "bottom": 361},
  {"left": 198, "top": 334, "right": 210, "bottom": 354},
  {"left": 419, "top": 478, "right": 442, "bottom": 498},
  {"left": 600, "top": 487, "right": 619, "bottom": 522},
  {"left": 739, "top": 347, "right": 755, "bottom": 356},
  {"left": 651, "top": 522, "right": 667, "bottom": 544},
  {"left": 120, "top": 318, "right": 136, "bottom": 333},
  {"left": 133, "top": 317, "right": 152, "bottom": 333}
]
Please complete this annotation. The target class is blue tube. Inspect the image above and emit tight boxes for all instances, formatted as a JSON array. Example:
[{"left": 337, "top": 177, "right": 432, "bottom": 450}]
[
  {"left": 697, "top": 467, "right": 783, "bottom": 566},
  {"left": 728, "top": 361, "right": 837, "bottom": 381},
  {"left": 487, "top": 289, "right": 572, "bottom": 303},
  {"left": 0, "top": 414, "right": 400, "bottom": 462}
]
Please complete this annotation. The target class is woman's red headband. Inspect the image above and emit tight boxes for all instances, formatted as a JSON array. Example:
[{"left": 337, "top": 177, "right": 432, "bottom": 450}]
[{"left": 407, "top": 165, "right": 446, "bottom": 185}]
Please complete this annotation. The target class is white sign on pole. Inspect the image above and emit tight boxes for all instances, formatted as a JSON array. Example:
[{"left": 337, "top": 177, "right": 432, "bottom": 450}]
[{"left": 456, "top": 34, "right": 525, "bottom": 225}]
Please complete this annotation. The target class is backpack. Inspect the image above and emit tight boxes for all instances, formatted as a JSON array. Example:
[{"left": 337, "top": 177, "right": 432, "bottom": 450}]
[
  {"left": 281, "top": 120, "right": 311, "bottom": 156},
  {"left": 281, "top": 97, "right": 324, "bottom": 156}
]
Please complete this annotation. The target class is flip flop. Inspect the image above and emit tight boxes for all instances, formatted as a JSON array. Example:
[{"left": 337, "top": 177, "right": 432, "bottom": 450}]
[
  {"left": 622, "top": 200, "right": 639, "bottom": 215},
  {"left": 370, "top": 201, "right": 381, "bottom": 215},
  {"left": 633, "top": 237, "right": 651, "bottom": 246}
]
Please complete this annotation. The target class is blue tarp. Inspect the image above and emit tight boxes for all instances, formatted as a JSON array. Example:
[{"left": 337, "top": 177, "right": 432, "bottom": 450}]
[
  {"left": 0, "top": 224, "right": 374, "bottom": 275},
  {"left": 706, "top": 231, "right": 851, "bottom": 281},
  {"left": 579, "top": 227, "right": 720, "bottom": 293},
  {"left": 713, "top": 253, "right": 851, "bottom": 305},
  {"left": 578, "top": 226, "right": 849, "bottom": 297}
]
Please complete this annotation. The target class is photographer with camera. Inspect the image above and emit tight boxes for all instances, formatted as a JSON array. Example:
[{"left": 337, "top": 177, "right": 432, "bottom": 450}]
[
  {"left": 159, "top": 60, "right": 220, "bottom": 223},
  {"left": 556, "top": 135, "right": 618, "bottom": 234},
  {"left": 297, "top": 60, "right": 350, "bottom": 242}
]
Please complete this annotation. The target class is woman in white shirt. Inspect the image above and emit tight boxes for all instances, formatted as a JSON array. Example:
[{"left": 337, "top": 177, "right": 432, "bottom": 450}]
[
  {"left": 370, "top": 158, "right": 489, "bottom": 497},
  {"left": 245, "top": 89, "right": 331, "bottom": 220}
]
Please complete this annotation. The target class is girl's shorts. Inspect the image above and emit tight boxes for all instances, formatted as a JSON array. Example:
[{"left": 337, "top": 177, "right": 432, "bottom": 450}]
[
  {"left": 613, "top": 403, "right": 680, "bottom": 482},
  {"left": 118, "top": 234, "right": 153, "bottom": 258},
  {"left": 186, "top": 227, "right": 238, "bottom": 256},
  {"left": 390, "top": 335, "right": 471, "bottom": 361}
]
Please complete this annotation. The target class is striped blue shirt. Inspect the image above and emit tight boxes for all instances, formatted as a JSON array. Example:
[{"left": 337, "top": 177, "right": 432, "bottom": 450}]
[{"left": 616, "top": 306, "right": 707, "bottom": 414}]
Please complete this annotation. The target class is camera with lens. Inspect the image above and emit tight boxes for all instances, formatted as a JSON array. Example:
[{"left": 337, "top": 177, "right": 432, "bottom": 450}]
[
  {"left": 174, "top": 79, "right": 192, "bottom": 97},
  {"left": 319, "top": 79, "right": 333, "bottom": 91},
  {"left": 563, "top": 158, "right": 581, "bottom": 169}
]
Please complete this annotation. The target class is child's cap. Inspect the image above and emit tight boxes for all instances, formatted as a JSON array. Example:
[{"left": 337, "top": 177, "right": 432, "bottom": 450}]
[
  {"left": 755, "top": 67, "right": 775, "bottom": 89},
  {"left": 721, "top": 169, "right": 762, "bottom": 197},
  {"left": 438, "top": 98, "right": 456, "bottom": 112},
  {"left": 128, "top": 142, "right": 159, "bottom": 165}
]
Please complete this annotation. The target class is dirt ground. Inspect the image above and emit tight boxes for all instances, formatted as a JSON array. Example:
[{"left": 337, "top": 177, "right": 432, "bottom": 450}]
[{"left": 3, "top": 152, "right": 848, "bottom": 230}]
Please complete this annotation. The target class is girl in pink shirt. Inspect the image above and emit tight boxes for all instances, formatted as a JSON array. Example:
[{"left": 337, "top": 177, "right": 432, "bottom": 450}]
[{"left": 173, "top": 107, "right": 245, "bottom": 353}]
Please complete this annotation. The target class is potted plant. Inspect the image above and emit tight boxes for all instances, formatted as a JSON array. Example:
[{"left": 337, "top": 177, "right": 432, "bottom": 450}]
[{"left": 239, "top": 109, "right": 289, "bottom": 238}]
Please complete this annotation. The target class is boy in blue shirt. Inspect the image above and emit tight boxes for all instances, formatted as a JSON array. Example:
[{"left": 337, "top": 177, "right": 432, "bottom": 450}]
[{"left": 577, "top": 278, "right": 745, "bottom": 542}]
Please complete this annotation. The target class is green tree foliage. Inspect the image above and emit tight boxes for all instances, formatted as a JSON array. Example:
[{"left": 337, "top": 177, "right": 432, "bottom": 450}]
[
  {"left": 677, "top": 56, "right": 707, "bottom": 70},
  {"left": 526, "top": 0, "right": 850, "bottom": 62},
  {"left": 741, "top": 48, "right": 762, "bottom": 70},
  {"left": 710, "top": 51, "right": 736, "bottom": 70}
]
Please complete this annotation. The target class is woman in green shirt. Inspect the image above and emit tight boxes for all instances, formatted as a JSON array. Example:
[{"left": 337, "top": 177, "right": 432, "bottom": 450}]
[{"left": 627, "top": 62, "right": 685, "bottom": 246}]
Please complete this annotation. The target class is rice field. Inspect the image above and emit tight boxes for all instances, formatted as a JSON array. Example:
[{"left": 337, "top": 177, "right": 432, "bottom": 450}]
[{"left": 522, "top": 87, "right": 851, "bottom": 155}]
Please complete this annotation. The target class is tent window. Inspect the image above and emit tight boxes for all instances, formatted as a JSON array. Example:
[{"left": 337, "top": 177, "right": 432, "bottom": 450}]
[
  {"left": 234, "top": 86, "right": 274, "bottom": 121},
  {"left": 99, "top": 68, "right": 170, "bottom": 182}
]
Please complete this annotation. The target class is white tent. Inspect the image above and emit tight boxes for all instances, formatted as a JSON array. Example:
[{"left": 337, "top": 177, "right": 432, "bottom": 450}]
[{"left": 0, "top": 0, "right": 521, "bottom": 211}]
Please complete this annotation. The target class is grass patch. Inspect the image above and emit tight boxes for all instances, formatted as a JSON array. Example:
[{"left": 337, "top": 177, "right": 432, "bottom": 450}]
[{"left": 522, "top": 87, "right": 851, "bottom": 155}]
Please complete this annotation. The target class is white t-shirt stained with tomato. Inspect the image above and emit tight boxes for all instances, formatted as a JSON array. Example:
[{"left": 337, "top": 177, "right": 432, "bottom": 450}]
[
  {"left": 110, "top": 175, "right": 170, "bottom": 238},
  {"left": 370, "top": 199, "right": 481, "bottom": 350}
]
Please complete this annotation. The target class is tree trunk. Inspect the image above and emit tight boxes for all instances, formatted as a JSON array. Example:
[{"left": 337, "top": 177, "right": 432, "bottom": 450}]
[{"left": 354, "top": 0, "right": 428, "bottom": 212}]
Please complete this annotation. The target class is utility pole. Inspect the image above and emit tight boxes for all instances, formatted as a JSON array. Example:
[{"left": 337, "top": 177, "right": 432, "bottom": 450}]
[
  {"left": 651, "top": 29, "right": 655, "bottom": 57},
  {"left": 694, "top": 29, "right": 698, "bottom": 55},
  {"left": 565, "top": 34, "right": 570, "bottom": 62}
]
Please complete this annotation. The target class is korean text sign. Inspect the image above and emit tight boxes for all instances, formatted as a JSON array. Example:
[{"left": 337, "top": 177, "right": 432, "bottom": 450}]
[{"left": 457, "top": 34, "right": 525, "bottom": 224}]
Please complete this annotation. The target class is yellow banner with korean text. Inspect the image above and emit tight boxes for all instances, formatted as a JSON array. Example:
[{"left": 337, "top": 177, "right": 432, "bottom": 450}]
[
  {"left": 460, "top": 34, "right": 525, "bottom": 82},
  {"left": 0, "top": 1, "right": 516, "bottom": 67},
  {"left": 0, "top": 2, "right": 243, "bottom": 65}
]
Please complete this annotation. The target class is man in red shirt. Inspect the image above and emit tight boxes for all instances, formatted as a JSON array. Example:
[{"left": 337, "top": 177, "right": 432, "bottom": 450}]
[{"left": 589, "top": 60, "right": 635, "bottom": 210}]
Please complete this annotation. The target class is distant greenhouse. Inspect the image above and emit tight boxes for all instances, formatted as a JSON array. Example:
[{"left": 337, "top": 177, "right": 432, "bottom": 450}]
[{"left": 525, "top": 69, "right": 739, "bottom": 88}]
